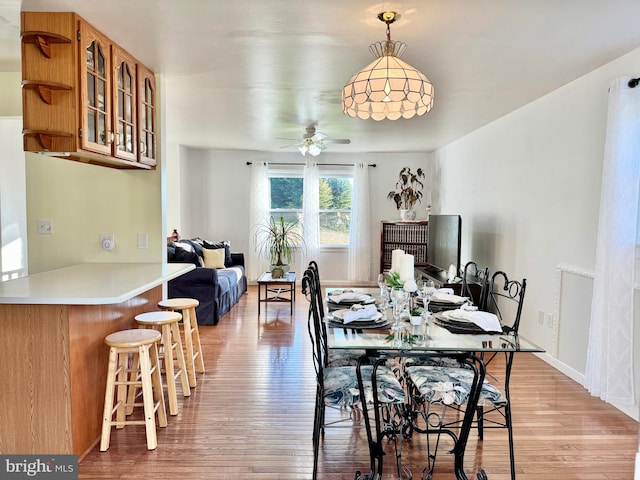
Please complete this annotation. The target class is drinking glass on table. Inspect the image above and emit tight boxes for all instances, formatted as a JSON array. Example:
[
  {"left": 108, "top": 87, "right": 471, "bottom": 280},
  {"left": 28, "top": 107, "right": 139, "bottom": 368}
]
[
  {"left": 420, "top": 279, "right": 436, "bottom": 312},
  {"left": 391, "top": 287, "right": 409, "bottom": 326},
  {"left": 377, "top": 274, "right": 389, "bottom": 307},
  {"left": 376, "top": 275, "right": 389, "bottom": 320}
]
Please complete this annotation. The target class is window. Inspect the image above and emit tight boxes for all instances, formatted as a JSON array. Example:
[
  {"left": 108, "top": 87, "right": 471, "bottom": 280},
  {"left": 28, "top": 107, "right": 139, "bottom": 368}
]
[
  {"left": 269, "top": 176, "right": 303, "bottom": 224},
  {"left": 319, "top": 176, "right": 352, "bottom": 245},
  {"left": 268, "top": 168, "right": 353, "bottom": 246}
]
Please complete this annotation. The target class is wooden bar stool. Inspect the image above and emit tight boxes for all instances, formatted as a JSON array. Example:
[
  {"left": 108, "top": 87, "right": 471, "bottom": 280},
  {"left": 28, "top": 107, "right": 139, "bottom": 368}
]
[
  {"left": 158, "top": 298, "right": 204, "bottom": 388},
  {"left": 100, "top": 329, "right": 167, "bottom": 451},
  {"left": 134, "top": 311, "right": 191, "bottom": 416}
]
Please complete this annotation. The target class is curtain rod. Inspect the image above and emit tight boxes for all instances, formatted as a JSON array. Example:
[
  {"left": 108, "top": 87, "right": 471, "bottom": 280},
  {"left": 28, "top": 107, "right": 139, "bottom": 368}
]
[
  {"left": 629, "top": 77, "right": 640, "bottom": 88},
  {"left": 245, "top": 161, "right": 376, "bottom": 167}
]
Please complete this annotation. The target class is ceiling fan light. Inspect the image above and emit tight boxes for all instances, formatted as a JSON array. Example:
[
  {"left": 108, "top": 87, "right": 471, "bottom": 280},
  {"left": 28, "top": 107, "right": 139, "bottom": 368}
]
[{"left": 308, "top": 144, "right": 322, "bottom": 156}]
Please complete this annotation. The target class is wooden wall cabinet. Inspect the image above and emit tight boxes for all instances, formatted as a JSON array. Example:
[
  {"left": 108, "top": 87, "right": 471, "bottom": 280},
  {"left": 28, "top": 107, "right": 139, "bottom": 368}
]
[
  {"left": 137, "top": 63, "right": 157, "bottom": 166},
  {"left": 21, "top": 12, "right": 157, "bottom": 169},
  {"left": 111, "top": 44, "right": 137, "bottom": 162},
  {"left": 380, "top": 220, "right": 429, "bottom": 273}
]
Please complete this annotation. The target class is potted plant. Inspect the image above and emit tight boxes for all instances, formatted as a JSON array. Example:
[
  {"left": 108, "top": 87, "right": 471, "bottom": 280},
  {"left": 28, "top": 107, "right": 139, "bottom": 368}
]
[
  {"left": 387, "top": 167, "right": 426, "bottom": 221},
  {"left": 254, "top": 216, "right": 305, "bottom": 278}
]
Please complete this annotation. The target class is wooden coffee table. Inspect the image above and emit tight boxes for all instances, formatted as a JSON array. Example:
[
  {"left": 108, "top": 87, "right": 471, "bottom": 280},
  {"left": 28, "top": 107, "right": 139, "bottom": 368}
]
[{"left": 257, "top": 272, "right": 296, "bottom": 314}]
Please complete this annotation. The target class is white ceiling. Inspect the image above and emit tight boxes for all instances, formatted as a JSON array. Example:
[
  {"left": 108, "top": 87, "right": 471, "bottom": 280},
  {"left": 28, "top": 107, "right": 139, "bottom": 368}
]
[{"left": 3, "top": 1, "right": 640, "bottom": 153}]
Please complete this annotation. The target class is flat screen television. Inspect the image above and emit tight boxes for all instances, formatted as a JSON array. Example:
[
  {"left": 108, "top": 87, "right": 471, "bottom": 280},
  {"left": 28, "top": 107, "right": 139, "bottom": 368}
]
[{"left": 426, "top": 214, "right": 462, "bottom": 280}]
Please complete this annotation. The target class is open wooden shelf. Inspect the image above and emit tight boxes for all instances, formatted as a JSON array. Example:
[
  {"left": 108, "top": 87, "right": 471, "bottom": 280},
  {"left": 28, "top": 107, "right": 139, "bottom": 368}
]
[
  {"left": 22, "top": 80, "right": 72, "bottom": 104},
  {"left": 23, "top": 129, "right": 73, "bottom": 151},
  {"left": 22, "top": 30, "right": 72, "bottom": 58}
]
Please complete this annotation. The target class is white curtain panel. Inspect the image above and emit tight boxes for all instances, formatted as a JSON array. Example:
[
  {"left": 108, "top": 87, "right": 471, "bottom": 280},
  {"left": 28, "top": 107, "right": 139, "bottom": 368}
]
[
  {"left": 585, "top": 77, "right": 640, "bottom": 405},
  {"left": 302, "top": 160, "right": 320, "bottom": 266},
  {"left": 248, "top": 161, "right": 270, "bottom": 281},
  {"left": 348, "top": 162, "right": 371, "bottom": 281}
]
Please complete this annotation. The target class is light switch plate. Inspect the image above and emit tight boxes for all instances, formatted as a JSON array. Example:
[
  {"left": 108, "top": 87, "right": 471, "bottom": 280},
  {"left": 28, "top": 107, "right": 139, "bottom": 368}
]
[{"left": 137, "top": 233, "right": 148, "bottom": 249}]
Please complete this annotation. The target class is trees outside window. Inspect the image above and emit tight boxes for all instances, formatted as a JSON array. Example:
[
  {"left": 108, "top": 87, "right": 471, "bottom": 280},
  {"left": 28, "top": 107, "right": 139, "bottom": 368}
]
[
  {"left": 319, "top": 177, "right": 352, "bottom": 245},
  {"left": 269, "top": 174, "right": 352, "bottom": 246}
]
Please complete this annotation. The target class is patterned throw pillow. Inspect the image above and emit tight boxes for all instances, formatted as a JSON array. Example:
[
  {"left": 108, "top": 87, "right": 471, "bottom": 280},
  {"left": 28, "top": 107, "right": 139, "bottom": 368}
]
[{"left": 170, "top": 241, "right": 204, "bottom": 267}]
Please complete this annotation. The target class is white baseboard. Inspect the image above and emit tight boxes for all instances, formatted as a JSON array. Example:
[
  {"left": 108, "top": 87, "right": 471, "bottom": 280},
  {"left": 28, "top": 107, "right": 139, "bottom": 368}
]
[{"left": 535, "top": 352, "right": 639, "bottom": 421}]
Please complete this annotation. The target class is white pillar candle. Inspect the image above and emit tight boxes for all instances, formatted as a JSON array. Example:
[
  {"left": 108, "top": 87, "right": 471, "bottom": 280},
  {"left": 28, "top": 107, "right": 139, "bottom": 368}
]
[
  {"left": 391, "top": 249, "right": 404, "bottom": 273},
  {"left": 399, "top": 254, "right": 414, "bottom": 282}
]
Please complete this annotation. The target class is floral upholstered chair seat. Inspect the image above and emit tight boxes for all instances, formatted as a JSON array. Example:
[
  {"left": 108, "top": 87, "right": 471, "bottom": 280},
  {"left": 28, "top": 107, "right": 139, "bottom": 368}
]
[
  {"left": 324, "top": 365, "right": 407, "bottom": 408},
  {"left": 406, "top": 364, "right": 507, "bottom": 407},
  {"left": 327, "top": 349, "right": 367, "bottom": 367}
]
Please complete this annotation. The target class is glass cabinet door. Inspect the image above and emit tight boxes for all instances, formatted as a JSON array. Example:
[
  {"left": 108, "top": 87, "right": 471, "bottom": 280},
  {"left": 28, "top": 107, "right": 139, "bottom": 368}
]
[
  {"left": 137, "top": 64, "right": 156, "bottom": 166},
  {"left": 112, "top": 45, "right": 137, "bottom": 162},
  {"left": 80, "top": 22, "right": 111, "bottom": 156}
]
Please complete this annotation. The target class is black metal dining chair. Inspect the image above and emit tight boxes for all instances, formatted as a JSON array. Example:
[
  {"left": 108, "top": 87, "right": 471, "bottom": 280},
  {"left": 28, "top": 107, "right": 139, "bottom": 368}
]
[
  {"left": 306, "top": 260, "right": 366, "bottom": 367},
  {"left": 460, "top": 261, "right": 490, "bottom": 311},
  {"left": 405, "top": 270, "right": 527, "bottom": 480},
  {"left": 302, "top": 267, "right": 407, "bottom": 480}
]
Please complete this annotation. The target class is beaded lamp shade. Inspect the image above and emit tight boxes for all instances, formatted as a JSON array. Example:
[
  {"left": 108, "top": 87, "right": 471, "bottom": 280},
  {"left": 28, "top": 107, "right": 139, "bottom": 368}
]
[{"left": 342, "top": 12, "right": 434, "bottom": 121}]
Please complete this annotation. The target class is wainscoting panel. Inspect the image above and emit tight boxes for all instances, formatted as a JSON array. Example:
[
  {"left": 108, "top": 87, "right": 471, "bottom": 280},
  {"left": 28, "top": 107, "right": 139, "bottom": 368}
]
[{"left": 553, "top": 265, "right": 594, "bottom": 375}]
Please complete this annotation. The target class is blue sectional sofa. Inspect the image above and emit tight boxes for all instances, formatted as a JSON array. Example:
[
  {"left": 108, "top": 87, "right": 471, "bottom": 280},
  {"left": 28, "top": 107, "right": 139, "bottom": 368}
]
[{"left": 167, "top": 238, "right": 247, "bottom": 325}]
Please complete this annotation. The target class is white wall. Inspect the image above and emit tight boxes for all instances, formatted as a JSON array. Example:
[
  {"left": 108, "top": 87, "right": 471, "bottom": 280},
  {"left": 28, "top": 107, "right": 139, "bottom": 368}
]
[
  {"left": 434, "top": 46, "right": 640, "bottom": 420},
  {"left": 175, "top": 148, "right": 431, "bottom": 282},
  {"left": 25, "top": 154, "right": 164, "bottom": 273}
]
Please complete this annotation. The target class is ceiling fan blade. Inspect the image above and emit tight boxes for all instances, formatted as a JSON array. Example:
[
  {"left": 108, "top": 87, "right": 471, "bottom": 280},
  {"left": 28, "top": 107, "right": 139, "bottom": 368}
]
[
  {"left": 311, "top": 132, "right": 328, "bottom": 142},
  {"left": 324, "top": 138, "right": 351, "bottom": 144},
  {"left": 280, "top": 142, "right": 299, "bottom": 148}
]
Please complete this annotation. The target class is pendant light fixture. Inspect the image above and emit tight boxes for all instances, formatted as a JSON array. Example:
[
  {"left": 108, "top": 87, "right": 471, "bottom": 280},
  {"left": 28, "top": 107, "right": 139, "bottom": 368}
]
[{"left": 342, "top": 11, "right": 434, "bottom": 121}]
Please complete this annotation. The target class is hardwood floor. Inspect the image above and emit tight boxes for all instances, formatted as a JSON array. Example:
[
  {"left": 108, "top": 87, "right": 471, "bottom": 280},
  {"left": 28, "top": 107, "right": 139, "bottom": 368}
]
[{"left": 79, "top": 285, "right": 638, "bottom": 479}]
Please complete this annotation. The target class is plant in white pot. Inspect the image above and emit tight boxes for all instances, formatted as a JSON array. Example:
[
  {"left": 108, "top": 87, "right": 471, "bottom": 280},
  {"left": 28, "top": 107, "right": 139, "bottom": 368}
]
[
  {"left": 387, "top": 167, "right": 426, "bottom": 221},
  {"left": 254, "top": 216, "right": 305, "bottom": 278}
]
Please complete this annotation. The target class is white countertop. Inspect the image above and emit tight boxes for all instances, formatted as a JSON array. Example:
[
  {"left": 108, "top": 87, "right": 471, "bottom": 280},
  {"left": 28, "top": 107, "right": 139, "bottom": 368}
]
[{"left": 0, "top": 262, "right": 195, "bottom": 305}]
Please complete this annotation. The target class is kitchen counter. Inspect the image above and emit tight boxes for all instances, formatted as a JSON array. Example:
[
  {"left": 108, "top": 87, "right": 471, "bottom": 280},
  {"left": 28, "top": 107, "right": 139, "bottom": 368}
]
[
  {"left": 0, "top": 262, "right": 195, "bottom": 459},
  {"left": 0, "top": 262, "right": 194, "bottom": 304}
]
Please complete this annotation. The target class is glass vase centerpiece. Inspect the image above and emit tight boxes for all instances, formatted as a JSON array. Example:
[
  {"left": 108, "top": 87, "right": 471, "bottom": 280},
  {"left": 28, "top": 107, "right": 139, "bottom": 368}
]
[{"left": 384, "top": 271, "right": 420, "bottom": 345}]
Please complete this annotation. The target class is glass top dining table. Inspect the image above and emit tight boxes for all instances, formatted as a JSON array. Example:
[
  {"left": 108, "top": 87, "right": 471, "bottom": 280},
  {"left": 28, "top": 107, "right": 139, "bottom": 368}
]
[
  {"left": 328, "top": 321, "right": 541, "bottom": 354},
  {"left": 325, "top": 287, "right": 542, "bottom": 354},
  {"left": 324, "top": 287, "right": 544, "bottom": 480}
]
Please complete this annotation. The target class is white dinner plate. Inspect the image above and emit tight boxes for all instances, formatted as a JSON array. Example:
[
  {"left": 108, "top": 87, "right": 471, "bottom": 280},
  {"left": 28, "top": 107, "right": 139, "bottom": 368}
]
[
  {"left": 327, "top": 293, "right": 375, "bottom": 304},
  {"left": 331, "top": 309, "right": 383, "bottom": 322}
]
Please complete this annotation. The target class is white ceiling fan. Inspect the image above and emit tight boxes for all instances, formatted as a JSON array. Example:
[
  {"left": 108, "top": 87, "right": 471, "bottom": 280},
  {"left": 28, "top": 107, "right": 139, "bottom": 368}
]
[{"left": 278, "top": 125, "right": 351, "bottom": 156}]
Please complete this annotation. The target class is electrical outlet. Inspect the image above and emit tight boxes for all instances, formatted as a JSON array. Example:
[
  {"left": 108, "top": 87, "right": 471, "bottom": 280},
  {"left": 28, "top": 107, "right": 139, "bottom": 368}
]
[
  {"left": 100, "top": 234, "right": 115, "bottom": 251},
  {"left": 37, "top": 219, "right": 53, "bottom": 234},
  {"left": 545, "top": 312, "right": 554, "bottom": 328},
  {"left": 538, "top": 309, "right": 544, "bottom": 325}
]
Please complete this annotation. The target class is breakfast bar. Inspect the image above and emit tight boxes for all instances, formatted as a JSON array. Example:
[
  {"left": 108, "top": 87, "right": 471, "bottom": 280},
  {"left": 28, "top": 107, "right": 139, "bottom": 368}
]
[{"left": 0, "top": 262, "right": 194, "bottom": 459}]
